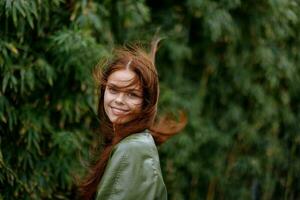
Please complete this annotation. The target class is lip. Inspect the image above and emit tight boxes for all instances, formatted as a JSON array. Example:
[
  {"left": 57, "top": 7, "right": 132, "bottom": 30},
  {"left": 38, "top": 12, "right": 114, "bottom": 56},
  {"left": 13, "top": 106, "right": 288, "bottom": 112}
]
[{"left": 110, "top": 106, "right": 129, "bottom": 115}]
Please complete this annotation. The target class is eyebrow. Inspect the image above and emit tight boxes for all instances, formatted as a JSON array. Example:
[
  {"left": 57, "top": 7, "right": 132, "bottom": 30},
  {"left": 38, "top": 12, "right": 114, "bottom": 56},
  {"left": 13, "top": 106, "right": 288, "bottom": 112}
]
[{"left": 107, "top": 83, "right": 142, "bottom": 93}]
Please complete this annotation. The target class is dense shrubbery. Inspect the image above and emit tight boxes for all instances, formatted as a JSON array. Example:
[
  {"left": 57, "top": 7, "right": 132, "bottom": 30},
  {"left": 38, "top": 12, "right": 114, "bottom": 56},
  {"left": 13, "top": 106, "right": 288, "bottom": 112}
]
[{"left": 1, "top": 0, "right": 300, "bottom": 199}]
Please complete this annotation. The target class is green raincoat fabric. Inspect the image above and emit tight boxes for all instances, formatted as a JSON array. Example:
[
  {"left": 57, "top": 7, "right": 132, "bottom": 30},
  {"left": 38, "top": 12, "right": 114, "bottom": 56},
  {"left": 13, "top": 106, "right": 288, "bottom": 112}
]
[{"left": 95, "top": 130, "right": 167, "bottom": 200}]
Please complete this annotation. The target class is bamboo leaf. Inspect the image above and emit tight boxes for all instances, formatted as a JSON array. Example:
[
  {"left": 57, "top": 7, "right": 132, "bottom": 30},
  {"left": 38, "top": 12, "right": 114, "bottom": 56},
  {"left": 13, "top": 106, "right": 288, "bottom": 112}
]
[
  {"left": 5, "top": 43, "right": 19, "bottom": 55},
  {"left": 12, "top": 3, "right": 18, "bottom": 26},
  {"left": 2, "top": 73, "right": 10, "bottom": 93},
  {"left": 14, "top": 1, "right": 26, "bottom": 17}
]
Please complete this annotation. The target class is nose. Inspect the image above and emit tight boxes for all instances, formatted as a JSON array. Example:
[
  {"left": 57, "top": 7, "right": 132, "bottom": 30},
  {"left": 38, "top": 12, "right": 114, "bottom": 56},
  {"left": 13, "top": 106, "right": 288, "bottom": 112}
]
[{"left": 115, "top": 93, "right": 125, "bottom": 105}]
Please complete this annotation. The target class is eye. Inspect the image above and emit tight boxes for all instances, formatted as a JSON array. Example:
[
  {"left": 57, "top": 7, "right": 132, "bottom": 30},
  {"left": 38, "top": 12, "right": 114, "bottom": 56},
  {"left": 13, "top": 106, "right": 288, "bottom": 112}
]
[
  {"left": 108, "top": 87, "right": 118, "bottom": 94},
  {"left": 128, "top": 92, "right": 137, "bottom": 97},
  {"left": 127, "top": 92, "right": 141, "bottom": 99}
]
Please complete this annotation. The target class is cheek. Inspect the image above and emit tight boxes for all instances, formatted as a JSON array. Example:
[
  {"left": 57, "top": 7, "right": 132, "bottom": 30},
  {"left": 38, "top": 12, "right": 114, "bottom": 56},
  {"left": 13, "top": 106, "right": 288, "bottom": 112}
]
[
  {"left": 131, "top": 99, "right": 143, "bottom": 112},
  {"left": 104, "top": 89, "right": 113, "bottom": 101},
  {"left": 103, "top": 90, "right": 111, "bottom": 111}
]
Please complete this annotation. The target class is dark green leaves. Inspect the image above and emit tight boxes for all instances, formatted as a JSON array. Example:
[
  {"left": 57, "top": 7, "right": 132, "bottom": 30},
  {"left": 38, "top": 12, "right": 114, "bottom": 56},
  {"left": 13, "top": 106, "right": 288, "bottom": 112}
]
[{"left": 1, "top": 0, "right": 300, "bottom": 199}]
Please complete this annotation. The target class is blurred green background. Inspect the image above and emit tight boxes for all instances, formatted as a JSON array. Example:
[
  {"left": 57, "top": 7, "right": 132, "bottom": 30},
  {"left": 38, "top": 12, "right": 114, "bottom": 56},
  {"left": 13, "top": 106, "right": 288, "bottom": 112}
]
[{"left": 1, "top": 0, "right": 300, "bottom": 199}]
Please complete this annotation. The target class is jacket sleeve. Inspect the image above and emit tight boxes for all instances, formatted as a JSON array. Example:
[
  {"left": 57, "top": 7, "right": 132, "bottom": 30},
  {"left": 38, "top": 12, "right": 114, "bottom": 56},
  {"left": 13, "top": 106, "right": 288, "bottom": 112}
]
[{"left": 95, "top": 140, "right": 167, "bottom": 200}]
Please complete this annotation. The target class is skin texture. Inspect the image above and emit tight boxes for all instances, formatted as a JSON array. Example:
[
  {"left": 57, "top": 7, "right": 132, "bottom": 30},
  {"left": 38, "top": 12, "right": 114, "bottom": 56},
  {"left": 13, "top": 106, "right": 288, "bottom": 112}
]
[{"left": 104, "top": 69, "right": 143, "bottom": 124}]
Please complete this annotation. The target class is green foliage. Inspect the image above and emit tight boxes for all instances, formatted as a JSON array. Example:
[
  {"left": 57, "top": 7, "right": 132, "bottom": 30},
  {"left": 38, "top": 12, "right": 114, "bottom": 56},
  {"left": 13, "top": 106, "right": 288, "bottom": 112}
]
[{"left": 1, "top": 0, "right": 300, "bottom": 199}]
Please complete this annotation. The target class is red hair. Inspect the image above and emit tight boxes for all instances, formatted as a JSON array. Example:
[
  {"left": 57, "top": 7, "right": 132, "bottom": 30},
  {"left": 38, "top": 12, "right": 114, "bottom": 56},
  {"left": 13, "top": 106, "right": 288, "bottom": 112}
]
[{"left": 79, "top": 40, "right": 187, "bottom": 199}]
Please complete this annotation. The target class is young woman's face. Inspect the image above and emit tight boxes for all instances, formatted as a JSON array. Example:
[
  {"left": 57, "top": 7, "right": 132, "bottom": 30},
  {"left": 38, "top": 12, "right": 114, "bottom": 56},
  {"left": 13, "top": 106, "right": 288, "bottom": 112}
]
[{"left": 104, "top": 69, "right": 143, "bottom": 124}]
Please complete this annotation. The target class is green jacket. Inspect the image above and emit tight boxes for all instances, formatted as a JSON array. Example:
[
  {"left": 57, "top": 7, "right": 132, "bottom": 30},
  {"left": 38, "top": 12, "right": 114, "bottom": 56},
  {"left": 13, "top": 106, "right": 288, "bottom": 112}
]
[{"left": 96, "top": 130, "right": 167, "bottom": 200}]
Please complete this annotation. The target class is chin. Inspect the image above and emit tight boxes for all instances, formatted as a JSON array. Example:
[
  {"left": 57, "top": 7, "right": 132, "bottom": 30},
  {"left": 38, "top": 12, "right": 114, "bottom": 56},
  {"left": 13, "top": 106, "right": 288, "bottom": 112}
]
[
  {"left": 112, "top": 116, "right": 137, "bottom": 125},
  {"left": 110, "top": 117, "right": 128, "bottom": 124}
]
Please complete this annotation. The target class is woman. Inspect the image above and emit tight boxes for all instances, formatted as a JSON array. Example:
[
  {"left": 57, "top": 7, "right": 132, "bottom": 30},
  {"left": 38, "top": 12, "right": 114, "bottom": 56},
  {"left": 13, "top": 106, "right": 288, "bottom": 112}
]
[{"left": 79, "top": 40, "right": 187, "bottom": 200}]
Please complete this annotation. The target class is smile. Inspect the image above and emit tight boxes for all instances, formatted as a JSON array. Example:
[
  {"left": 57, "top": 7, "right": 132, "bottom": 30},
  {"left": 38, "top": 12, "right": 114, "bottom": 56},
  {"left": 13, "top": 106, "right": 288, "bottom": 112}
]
[{"left": 110, "top": 107, "right": 129, "bottom": 115}]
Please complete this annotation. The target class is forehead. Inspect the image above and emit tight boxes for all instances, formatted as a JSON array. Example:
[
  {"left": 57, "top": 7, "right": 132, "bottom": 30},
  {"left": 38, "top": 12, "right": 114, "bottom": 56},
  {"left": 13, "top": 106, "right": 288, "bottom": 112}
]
[{"left": 107, "top": 69, "right": 141, "bottom": 89}]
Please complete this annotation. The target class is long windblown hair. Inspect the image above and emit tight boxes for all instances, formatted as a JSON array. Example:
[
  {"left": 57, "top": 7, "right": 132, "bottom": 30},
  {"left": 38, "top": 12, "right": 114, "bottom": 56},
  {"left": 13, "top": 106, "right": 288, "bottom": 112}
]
[{"left": 79, "top": 39, "right": 187, "bottom": 200}]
